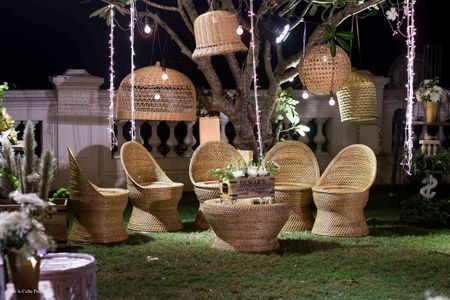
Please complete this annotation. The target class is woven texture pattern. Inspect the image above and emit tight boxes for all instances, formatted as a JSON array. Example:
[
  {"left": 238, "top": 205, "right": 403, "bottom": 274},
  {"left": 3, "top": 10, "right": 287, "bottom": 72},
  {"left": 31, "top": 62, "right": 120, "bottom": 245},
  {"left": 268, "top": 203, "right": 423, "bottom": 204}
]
[
  {"left": 189, "top": 141, "right": 244, "bottom": 229},
  {"left": 192, "top": 11, "right": 248, "bottom": 58},
  {"left": 116, "top": 64, "right": 196, "bottom": 121},
  {"left": 68, "top": 148, "right": 128, "bottom": 243},
  {"left": 336, "top": 71, "right": 378, "bottom": 122},
  {"left": 203, "top": 199, "right": 289, "bottom": 252},
  {"left": 263, "top": 141, "right": 320, "bottom": 231},
  {"left": 298, "top": 44, "right": 351, "bottom": 95},
  {"left": 312, "top": 144, "right": 377, "bottom": 237},
  {"left": 120, "top": 141, "right": 183, "bottom": 232}
]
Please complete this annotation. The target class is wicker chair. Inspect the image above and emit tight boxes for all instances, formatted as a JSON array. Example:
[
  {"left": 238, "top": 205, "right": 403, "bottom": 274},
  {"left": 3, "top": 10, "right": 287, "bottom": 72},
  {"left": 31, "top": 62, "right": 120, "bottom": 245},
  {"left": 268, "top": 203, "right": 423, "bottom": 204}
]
[
  {"left": 120, "top": 141, "right": 183, "bottom": 232},
  {"left": 311, "top": 144, "right": 377, "bottom": 237},
  {"left": 263, "top": 141, "right": 320, "bottom": 231},
  {"left": 68, "top": 148, "right": 128, "bottom": 243},
  {"left": 189, "top": 141, "right": 245, "bottom": 229}
]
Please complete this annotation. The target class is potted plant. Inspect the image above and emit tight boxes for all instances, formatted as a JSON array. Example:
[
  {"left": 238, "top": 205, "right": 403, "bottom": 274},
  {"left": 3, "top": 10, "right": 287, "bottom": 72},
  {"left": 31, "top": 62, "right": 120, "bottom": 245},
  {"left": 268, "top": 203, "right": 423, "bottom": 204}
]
[
  {"left": 210, "top": 160, "right": 280, "bottom": 203},
  {"left": 0, "top": 193, "right": 54, "bottom": 299},
  {"left": 415, "top": 78, "right": 447, "bottom": 122}
]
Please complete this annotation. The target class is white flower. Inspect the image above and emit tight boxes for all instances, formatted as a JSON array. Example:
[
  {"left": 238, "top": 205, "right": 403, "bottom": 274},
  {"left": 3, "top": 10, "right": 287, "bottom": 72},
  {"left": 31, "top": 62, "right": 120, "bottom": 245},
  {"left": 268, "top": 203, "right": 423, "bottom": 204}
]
[
  {"left": 232, "top": 170, "right": 245, "bottom": 178},
  {"left": 415, "top": 79, "right": 444, "bottom": 103},
  {"left": 257, "top": 167, "right": 268, "bottom": 176},
  {"left": 14, "top": 193, "right": 48, "bottom": 208},
  {"left": 247, "top": 165, "right": 258, "bottom": 177},
  {"left": 26, "top": 172, "right": 40, "bottom": 183},
  {"left": 386, "top": 7, "right": 398, "bottom": 21}
]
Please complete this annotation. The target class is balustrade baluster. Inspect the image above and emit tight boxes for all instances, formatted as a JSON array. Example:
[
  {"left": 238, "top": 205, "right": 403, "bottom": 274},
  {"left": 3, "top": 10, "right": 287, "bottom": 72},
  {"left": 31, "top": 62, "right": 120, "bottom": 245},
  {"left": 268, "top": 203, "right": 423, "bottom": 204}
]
[
  {"left": 183, "top": 120, "right": 196, "bottom": 157},
  {"left": 150, "top": 121, "right": 162, "bottom": 158}
]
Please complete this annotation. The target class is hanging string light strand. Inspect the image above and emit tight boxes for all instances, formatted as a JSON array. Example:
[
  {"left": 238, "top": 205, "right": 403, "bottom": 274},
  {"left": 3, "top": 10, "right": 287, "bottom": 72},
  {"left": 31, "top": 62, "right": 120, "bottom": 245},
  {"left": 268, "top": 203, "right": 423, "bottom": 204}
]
[
  {"left": 249, "top": 0, "right": 264, "bottom": 161},
  {"left": 401, "top": 0, "right": 416, "bottom": 175},
  {"left": 108, "top": 6, "right": 118, "bottom": 150},
  {"left": 129, "top": 0, "right": 136, "bottom": 141}
]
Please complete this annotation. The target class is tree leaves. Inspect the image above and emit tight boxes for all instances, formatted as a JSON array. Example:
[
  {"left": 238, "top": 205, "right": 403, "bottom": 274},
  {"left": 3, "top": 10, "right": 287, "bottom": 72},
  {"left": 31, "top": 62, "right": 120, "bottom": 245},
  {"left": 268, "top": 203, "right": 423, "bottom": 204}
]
[{"left": 321, "top": 25, "right": 354, "bottom": 57}]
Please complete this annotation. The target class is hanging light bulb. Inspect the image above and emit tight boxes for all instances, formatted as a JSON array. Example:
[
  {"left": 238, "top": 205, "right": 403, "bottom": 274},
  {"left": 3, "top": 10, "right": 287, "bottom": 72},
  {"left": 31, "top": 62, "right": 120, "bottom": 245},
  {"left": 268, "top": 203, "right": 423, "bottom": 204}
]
[
  {"left": 161, "top": 66, "right": 168, "bottom": 80},
  {"left": 328, "top": 92, "right": 336, "bottom": 106},
  {"left": 154, "top": 93, "right": 161, "bottom": 100},
  {"left": 144, "top": 18, "right": 151, "bottom": 34},
  {"left": 236, "top": 24, "right": 244, "bottom": 35},
  {"left": 301, "top": 88, "right": 309, "bottom": 100}
]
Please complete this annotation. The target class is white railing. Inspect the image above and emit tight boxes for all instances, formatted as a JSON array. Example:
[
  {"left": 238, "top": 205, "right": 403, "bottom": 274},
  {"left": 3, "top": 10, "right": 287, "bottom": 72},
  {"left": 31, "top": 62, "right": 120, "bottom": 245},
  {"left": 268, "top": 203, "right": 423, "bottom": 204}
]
[{"left": 3, "top": 69, "right": 396, "bottom": 190}]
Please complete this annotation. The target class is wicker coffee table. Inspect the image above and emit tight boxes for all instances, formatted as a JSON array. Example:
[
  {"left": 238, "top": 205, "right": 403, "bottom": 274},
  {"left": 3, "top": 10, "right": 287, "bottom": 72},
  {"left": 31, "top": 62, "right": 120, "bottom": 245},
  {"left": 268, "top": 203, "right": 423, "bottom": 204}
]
[{"left": 203, "top": 199, "right": 289, "bottom": 253}]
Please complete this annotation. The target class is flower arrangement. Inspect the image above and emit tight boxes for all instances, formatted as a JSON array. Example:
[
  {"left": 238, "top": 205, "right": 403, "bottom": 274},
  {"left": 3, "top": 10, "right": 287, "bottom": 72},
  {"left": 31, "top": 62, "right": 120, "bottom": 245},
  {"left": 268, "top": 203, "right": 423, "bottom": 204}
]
[
  {"left": 0, "top": 193, "right": 53, "bottom": 257},
  {"left": 0, "top": 82, "right": 18, "bottom": 144},
  {"left": 210, "top": 160, "right": 280, "bottom": 181},
  {"left": 415, "top": 78, "right": 446, "bottom": 103}
]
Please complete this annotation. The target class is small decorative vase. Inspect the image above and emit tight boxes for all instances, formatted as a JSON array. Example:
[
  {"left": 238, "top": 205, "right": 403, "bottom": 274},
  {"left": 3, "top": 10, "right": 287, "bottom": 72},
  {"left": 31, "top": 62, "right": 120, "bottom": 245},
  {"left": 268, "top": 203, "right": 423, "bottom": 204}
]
[
  {"left": 5, "top": 250, "right": 41, "bottom": 300},
  {"left": 423, "top": 101, "right": 440, "bottom": 123}
]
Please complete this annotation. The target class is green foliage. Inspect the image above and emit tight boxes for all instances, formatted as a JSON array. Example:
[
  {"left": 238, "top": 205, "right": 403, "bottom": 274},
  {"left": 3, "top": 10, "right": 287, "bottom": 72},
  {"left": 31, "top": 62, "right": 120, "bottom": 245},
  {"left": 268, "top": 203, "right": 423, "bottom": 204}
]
[
  {"left": 48, "top": 187, "right": 70, "bottom": 203},
  {"left": 321, "top": 24, "right": 354, "bottom": 56},
  {"left": 400, "top": 194, "right": 450, "bottom": 227},
  {"left": 0, "top": 82, "right": 8, "bottom": 104},
  {"left": 274, "top": 88, "right": 309, "bottom": 141},
  {"left": 411, "top": 151, "right": 450, "bottom": 175},
  {"left": 210, "top": 165, "right": 235, "bottom": 181}
]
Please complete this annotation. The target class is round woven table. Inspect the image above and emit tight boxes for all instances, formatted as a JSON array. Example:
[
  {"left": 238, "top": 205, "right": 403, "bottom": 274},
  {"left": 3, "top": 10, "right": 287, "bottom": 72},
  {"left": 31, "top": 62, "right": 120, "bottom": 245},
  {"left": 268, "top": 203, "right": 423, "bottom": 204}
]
[
  {"left": 39, "top": 253, "right": 97, "bottom": 300},
  {"left": 203, "top": 199, "right": 289, "bottom": 253}
]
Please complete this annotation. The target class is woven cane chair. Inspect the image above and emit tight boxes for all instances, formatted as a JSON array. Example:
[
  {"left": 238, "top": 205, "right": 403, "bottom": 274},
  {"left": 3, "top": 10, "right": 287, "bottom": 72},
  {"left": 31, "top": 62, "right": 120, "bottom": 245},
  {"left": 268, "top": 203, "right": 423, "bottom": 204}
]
[
  {"left": 68, "top": 148, "right": 128, "bottom": 243},
  {"left": 120, "top": 141, "right": 183, "bottom": 232},
  {"left": 263, "top": 141, "right": 320, "bottom": 231},
  {"left": 189, "top": 141, "right": 245, "bottom": 229},
  {"left": 311, "top": 144, "right": 377, "bottom": 237}
]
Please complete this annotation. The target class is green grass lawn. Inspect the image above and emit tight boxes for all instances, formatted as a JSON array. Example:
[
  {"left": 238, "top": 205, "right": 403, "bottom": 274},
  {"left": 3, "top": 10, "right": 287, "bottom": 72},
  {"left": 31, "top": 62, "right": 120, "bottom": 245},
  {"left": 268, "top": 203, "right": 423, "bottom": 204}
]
[{"left": 66, "top": 194, "right": 450, "bottom": 300}]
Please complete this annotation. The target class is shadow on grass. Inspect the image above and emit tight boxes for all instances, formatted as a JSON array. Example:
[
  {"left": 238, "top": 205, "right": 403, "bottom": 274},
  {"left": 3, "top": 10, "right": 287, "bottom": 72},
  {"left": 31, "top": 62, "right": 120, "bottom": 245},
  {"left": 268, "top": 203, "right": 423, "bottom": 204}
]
[
  {"left": 122, "top": 233, "right": 154, "bottom": 245},
  {"left": 369, "top": 225, "right": 432, "bottom": 237},
  {"left": 278, "top": 239, "right": 342, "bottom": 255}
]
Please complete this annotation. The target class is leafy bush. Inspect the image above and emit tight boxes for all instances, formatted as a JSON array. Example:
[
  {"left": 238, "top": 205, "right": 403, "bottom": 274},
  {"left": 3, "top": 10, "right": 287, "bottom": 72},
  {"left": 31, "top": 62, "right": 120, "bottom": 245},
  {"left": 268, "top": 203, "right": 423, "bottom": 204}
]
[
  {"left": 411, "top": 151, "right": 450, "bottom": 175},
  {"left": 48, "top": 187, "right": 70, "bottom": 202},
  {"left": 400, "top": 194, "right": 450, "bottom": 228}
]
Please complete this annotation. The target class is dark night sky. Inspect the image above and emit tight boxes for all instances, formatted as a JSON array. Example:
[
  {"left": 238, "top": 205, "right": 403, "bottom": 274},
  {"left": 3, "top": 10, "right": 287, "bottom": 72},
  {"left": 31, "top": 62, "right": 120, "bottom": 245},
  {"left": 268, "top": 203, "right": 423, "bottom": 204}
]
[{"left": 0, "top": 1, "right": 447, "bottom": 90}]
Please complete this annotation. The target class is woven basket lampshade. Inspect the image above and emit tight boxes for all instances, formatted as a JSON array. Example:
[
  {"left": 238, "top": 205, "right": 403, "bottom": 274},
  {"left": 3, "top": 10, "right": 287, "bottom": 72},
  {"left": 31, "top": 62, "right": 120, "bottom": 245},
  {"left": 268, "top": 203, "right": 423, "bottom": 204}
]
[
  {"left": 336, "top": 71, "right": 377, "bottom": 122},
  {"left": 298, "top": 44, "right": 351, "bottom": 95},
  {"left": 192, "top": 11, "right": 248, "bottom": 58},
  {"left": 116, "top": 63, "right": 196, "bottom": 121}
]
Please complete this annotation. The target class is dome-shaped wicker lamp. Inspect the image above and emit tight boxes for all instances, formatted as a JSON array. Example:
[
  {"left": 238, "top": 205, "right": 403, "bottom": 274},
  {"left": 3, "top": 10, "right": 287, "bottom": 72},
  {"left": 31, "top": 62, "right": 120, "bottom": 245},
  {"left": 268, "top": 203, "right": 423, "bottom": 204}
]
[
  {"left": 192, "top": 11, "right": 248, "bottom": 58},
  {"left": 116, "top": 63, "right": 196, "bottom": 121},
  {"left": 336, "top": 71, "right": 377, "bottom": 122},
  {"left": 298, "top": 44, "right": 351, "bottom": 95}
]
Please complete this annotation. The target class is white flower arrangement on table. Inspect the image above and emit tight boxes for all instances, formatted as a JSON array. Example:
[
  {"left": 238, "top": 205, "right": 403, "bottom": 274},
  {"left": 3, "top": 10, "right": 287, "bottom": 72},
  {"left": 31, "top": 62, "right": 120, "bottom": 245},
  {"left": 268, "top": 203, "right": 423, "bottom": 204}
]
[
  {"left": 0, "top": 193, "right": 53, "bottom": 257},
  {"left": 210, "top": 160, "right": 280, "bottom": 181},
  {"left": 415, "top": 78, "right": 447, "bottom": 103}
]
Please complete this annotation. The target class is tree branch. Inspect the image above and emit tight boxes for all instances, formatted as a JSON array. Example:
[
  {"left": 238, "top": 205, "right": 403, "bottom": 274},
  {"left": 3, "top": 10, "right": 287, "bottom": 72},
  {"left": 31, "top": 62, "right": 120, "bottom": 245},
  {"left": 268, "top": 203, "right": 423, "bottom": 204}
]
[
  {"left": 177, "top": 0, "right": 194, "bottom": 34},
  {"left": 264, "top": 41, "right": 277, "bottom": 94},
  {"left": 141, "top": 0, "right": 178, "bottom": 11},
  {"left": 225, "top": 54, "right": 244, "bottom": 91}
]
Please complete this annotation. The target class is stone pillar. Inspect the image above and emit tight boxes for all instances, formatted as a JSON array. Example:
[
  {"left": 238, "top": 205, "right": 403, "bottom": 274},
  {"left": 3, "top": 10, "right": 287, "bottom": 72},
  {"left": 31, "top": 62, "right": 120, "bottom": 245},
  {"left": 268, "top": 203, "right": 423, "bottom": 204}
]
[
  {"left": 165, "top": 121, "right": 178, "bottom": 157},
  {"left": 183, "top": 120, "right": 196, "bottom": 157},
  {"left": 52, "top": 69, "right": 104, "bottom": 187},
  {"left": 150, "top": 121, "right": 162, "bottom": 158}
]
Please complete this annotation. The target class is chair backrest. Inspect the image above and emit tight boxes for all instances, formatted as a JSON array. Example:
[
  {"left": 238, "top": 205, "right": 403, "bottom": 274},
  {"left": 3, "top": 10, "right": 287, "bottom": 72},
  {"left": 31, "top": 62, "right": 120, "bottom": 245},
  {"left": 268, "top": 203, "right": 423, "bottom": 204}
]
[
  {"left": 263, "top": 141, "right": 320, "bottom": 186},
  {"left": 67, "top": 148, "right": 98, "bottom": 199},
  {"left": 189, "top": 141, "right": 244, "bottom": 184},
  {"left": 120, "top": 141, "right": 170, "bottom": 185},
  {"left": 317, "top": 144, "right": 377, "bottom": 191}
]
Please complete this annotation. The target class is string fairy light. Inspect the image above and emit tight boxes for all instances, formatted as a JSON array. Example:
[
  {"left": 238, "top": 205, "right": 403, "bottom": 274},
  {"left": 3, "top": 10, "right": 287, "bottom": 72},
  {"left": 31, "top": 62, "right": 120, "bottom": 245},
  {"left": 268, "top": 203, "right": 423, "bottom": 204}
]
[
  {"left": 401, "top": 0, "right": 416, "bottom": 174},
  {"left": 107, "top": 5, "right": 118, "bottom": 150},
  {"left": 129, "top": 0, "right": 136, "bottom": 141},
  {"left": 249, "top": 0, "right": 264, "bottom": 161}
]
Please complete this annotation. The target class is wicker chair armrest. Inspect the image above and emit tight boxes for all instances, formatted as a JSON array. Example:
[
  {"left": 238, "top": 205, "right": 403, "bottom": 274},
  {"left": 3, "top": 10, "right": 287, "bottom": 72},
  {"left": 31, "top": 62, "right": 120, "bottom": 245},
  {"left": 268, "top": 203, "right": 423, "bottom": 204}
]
[
  {"left": 96, "top": 188, "right": 129, "bottom": 197},
  {"left": 312, "top": 185, "right": 363, "bottom": 194}
]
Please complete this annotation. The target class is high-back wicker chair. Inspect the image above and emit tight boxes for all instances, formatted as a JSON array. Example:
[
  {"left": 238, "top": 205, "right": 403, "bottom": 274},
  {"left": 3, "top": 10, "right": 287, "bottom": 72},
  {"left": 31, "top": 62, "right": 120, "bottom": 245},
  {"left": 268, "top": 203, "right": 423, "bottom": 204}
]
[
  {"left": 263, "top": 141, "right": 320, "bottom": 231},
  {"left": 311, "top": 144, "right": 377, "bottom": 237},
  {"left": 189, "top": 141, "right": 245, "bottom": 229},
  {"left": 68, "top": 148, "right": 128, "bottom": 243},
  {"left": 120, "top": 141, "right": 183, "bottom": 232}
]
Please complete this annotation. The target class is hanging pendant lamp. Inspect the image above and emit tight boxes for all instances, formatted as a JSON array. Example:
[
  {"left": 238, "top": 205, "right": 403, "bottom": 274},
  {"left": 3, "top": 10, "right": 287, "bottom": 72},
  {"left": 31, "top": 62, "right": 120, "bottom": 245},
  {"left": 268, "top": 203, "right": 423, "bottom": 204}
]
[
  {"left": 336, "top": 71, "right": 377, "bottom": 122},
  {"left": 192, "top": 11, "right": 248, "bottom": 58},
  {"left": 298, "top": 43, "right": 351, "bottom": 95},
  {"left": 116, "top": 62, "right": 196, "bottom": 121}
]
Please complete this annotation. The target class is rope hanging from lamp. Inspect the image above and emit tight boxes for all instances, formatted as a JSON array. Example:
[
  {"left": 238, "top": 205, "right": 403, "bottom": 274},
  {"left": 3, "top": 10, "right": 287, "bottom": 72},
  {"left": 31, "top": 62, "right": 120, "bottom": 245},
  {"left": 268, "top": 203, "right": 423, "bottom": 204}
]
[
  {"left": 129, "top": 0, "right": 136, "bottom": 141},
  {"left": 249, "top": 0, "right": 264, "bottom": 161},
  {"left": 107, "top": 5, "right": 118, "bottom": 150}
]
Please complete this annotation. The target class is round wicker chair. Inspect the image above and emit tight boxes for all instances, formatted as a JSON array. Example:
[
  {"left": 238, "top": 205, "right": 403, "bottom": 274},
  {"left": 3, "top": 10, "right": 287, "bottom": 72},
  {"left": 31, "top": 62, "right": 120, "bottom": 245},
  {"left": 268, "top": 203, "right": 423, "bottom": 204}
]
[
  {"left": 263, "top": 141, "right": 320, "bottom": 231},
  {"left": 189, "top": 141, "right": 245, "bottom": 229},
  {"left": 311, "top": 144, "right": 377, "bottom": 237},
  {"left": 68, "top": 148, "right": 128, "bottom": 243},
  {"left": 120, "top": 141, "right": 183, "bottom": 232}
]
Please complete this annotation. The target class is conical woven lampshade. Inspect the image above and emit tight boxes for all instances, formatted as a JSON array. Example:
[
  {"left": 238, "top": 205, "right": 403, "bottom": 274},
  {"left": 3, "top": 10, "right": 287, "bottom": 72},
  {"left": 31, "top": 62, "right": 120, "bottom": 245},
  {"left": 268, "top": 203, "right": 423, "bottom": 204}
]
[
  {"left": 336, "top": 71, "right": 377, "bottom": 122},
  {"left": 298, "top": 44, "right": 351, "bottom": 95},
  {"left": 192, "top": 11, "right": 248, "bottom": 58},
  {"left": 116, "top": 63, "right": 196, "bottom": 121}
]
